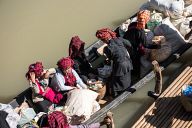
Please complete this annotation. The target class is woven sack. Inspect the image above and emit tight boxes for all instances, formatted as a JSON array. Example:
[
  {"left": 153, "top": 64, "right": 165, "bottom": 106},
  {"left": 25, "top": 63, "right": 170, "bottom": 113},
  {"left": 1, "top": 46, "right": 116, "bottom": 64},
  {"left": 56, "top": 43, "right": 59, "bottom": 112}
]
[{"left": 150, "top": 42, "right": 172, "bottom": 63}]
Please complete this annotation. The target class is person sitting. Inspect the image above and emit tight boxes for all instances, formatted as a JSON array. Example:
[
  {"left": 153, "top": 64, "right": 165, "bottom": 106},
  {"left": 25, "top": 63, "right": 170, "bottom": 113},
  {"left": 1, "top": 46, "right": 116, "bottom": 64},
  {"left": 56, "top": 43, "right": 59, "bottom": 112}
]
[
  {"left": 25, "top": 62, "right": 63, "bottom": 113},
  {"left": 37, "top": 111, "right": 115, "bottom": 128},
  {"left": 96, "top": 28, "right": 134, "bottom": 98},
  {"left": 51, "top": 57, "right": 87, "bottom": 92},
  {"left": 69, "top": 36, "right": 101, "bottom": 84}
]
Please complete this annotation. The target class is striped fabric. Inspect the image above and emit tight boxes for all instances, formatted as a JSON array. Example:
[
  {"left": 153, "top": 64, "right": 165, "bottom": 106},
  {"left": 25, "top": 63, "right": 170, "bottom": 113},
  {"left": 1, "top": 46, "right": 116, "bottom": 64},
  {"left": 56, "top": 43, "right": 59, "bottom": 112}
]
[
  {"left": 137, "top": 10, "right": 150, "bottom": 29},
  {"left": 57, "top": 57, "right": 74, "bottom": 70},
  {"left": 48, "top": 111, "right": 69, "bottom": 128},
  {"left": 96, "top": 28, "right": 117, "bottom": 42}
]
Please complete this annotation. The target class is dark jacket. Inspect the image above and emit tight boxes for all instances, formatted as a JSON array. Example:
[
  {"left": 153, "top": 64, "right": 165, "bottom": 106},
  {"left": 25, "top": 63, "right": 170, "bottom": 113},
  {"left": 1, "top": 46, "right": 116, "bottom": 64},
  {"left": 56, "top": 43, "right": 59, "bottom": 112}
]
[{"left": 104, "top": 37, "right": 133, "bottom": 76}]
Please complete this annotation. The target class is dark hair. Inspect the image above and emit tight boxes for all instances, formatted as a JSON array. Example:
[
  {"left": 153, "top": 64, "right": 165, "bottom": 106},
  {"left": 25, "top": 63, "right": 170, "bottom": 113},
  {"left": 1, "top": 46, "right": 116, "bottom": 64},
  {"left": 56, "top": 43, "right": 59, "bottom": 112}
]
[{"left": 37, "top": 114, "right": 48, "bottom": 127}]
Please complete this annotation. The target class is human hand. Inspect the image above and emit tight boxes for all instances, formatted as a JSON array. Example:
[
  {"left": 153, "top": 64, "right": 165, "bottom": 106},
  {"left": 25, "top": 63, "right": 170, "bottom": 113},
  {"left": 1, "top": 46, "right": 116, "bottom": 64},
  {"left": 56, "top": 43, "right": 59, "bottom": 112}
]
[
  {"left": 72, "top": 87, "right": 77, "bottom": 90},
  {"left": 44, "top": 70, "right": 50, "bottom": 79},
  {"left": 29, "top": 72, "right": 36, "bottom": 83}
]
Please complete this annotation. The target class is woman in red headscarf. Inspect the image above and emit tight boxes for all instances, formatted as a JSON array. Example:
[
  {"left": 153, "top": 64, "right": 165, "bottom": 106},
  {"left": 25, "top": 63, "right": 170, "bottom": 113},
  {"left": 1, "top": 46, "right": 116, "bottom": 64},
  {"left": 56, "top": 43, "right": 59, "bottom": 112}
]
[
  {"left": 26, "top": 62, "right": 63, "bottom": 112},
  {"left": 38, "top": 111, "right": 115, "bottom": 128},
  {"left": 96, "top": 28, "right": 133, "bottom": 98},
  {"left": 51, "top": 57, "right": 87, "bottom": 92},
  {"left": 69, "top": 36, "right": 100, "bottom": 84}
]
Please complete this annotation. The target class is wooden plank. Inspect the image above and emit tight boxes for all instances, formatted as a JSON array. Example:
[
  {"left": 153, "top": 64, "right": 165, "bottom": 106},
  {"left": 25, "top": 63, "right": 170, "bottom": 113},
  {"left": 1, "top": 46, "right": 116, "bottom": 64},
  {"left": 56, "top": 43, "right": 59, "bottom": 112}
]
[
  {"left": 142, "top": 69, "right": 190, "bottom": 126},
  {"left": 132, "top": 66, "right": 192, "bottom": 128},
  {"left": 146, "top": 70, "right": 192, "bottom": 128},
  {"left": 181, "top": 114, "right": 192, "bottom": 128},
  {"left": 132, "top": 66, "right": 191, "bottom": 127}
]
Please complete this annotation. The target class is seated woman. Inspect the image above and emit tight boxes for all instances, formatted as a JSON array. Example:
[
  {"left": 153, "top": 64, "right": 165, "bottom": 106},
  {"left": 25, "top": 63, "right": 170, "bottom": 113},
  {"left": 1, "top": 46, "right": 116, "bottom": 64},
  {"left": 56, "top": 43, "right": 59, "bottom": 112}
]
[
  {"left": 69, "top": 36, "right": 101, "bottom": 84},
  {"left": 51, "top": 57, "right": 87, "bottom": 92},
  {"left": 25, "top": 62, "right": 63, "bottom": 112},
  {"left": 38, "top": 111, "right": 115, "bottom": 128}
]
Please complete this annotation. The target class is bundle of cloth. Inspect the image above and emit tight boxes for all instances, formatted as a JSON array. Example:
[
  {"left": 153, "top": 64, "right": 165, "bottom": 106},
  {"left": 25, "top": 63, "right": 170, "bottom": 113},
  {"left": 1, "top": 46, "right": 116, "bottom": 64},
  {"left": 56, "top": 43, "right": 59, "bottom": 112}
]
[
  {"left": 154, "top": 17, "right": 186, "bottom": 53},
  {"left": 63, "top": 89, "right": 100, "bottom": 122},
  {"left": 140, "top": 0, "right": 192, "bottom": 41},
  {"left": 140, "top": 0, "right": 185, "bottom": 18},
  {"left": 0, "top": 103, "right": 20, "bottom": 128}
]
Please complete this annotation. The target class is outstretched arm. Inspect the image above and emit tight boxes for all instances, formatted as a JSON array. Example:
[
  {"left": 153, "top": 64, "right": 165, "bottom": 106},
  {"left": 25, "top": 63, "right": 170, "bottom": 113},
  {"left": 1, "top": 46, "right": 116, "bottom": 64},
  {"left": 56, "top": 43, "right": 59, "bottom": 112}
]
[{"left": 72, "top": 69, "right": 87, "bottom": 89}]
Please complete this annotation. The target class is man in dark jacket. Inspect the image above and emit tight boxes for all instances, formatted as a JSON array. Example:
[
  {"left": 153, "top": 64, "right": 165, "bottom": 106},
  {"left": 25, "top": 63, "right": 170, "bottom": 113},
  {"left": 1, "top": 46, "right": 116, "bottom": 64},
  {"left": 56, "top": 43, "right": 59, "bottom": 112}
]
[{"left": 96, "top": 28, "right": 133, "bottom": 97}]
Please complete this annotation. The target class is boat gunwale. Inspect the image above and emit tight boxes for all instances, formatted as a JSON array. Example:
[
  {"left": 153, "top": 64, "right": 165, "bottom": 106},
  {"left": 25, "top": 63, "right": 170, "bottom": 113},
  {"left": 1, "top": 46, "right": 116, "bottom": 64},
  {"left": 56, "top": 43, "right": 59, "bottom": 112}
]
[{"left": 85, "top": 43, "right": 192, "bottom": 124}]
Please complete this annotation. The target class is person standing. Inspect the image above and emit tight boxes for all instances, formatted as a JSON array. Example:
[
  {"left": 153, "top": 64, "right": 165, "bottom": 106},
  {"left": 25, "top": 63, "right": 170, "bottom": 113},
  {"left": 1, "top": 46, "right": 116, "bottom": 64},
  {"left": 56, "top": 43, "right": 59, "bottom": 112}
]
[{"left": 96, "top": 28, "right": 133, "bottom": 98}]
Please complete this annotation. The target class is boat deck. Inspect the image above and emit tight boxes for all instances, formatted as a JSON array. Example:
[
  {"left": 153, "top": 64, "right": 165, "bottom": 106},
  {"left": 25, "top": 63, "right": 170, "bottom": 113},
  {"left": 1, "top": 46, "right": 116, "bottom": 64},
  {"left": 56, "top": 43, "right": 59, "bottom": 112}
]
[{"left": 132, "top": 66, "right": 192, "bottom": 128}]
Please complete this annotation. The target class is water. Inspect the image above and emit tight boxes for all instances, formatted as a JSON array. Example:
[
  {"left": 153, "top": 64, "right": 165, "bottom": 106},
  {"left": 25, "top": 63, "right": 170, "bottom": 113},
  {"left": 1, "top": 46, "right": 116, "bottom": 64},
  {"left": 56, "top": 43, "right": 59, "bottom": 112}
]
[
  {"left": 0, "top": 1, "right": 191, "bottom": 127},
  {"left": 0, "top": 0, "right": 146, "bottom": 103}
]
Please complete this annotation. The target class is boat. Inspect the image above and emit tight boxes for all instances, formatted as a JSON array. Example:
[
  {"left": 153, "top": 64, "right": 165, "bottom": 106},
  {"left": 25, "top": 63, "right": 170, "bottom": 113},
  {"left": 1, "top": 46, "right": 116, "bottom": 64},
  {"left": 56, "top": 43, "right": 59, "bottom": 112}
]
[{"left": 9, "top": 7, "right": 192, "bottom": 126}]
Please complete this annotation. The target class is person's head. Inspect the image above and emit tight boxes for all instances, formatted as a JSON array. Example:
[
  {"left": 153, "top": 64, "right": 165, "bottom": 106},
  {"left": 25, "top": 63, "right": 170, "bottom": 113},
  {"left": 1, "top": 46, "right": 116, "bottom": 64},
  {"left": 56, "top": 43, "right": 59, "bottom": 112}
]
[
  {"left": 57, "top": 57, "right": 74, "bottom": 74},
  {"left": 128, "top": 22, "right": 138, "bottom": 30},
  {"left": 69, "top": 36, "right": 85, "bottom": 59},
  {"left": 96, "top": 28, "right": 117, "bottom": 43},
  {"left": 37, "top": 111, "right": 69, "bottom": 128},
  {"left": 137, "top": 10, "right": 150, "bottom": 29},
  {"left": 25, "top": 61, "right": 44, "bottom": 79}
]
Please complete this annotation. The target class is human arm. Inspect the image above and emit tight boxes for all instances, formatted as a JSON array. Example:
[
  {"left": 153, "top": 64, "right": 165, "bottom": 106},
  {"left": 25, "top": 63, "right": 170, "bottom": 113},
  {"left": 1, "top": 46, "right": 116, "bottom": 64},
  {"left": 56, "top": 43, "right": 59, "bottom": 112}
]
[
  {"left": 69, "top": 123, "right": 101, "bottom": 128},
  {"left": 28, "top": 72, "right": 45, "bottom": 94},
  {"left": 70, "top": 112, "right": 114, "bottom": 128},
  {"left": 51, "top": 72, "right": 77, "bottom": 91},
  {"left": 103, "top": 46, "right": 112, "bottom": 60},
  {"left": 44, "top": 68, "right": 57, "bottom": 79},
  {"left": 72, "top": 69, "right": 87, "bottom": 89},
  {"left": 138, "top": 29, "right": 160, "bottom": 49},
  {"left": 121, "top": 38, "right": 132, "bottom": 48}
]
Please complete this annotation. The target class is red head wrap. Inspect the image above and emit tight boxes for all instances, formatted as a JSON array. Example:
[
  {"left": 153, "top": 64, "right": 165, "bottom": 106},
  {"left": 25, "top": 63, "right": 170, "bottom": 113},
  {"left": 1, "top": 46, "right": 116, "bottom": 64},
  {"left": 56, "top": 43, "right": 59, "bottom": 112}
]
[
  {"left": 25, "top": 62, "right": 44, "bottom": 78},
  {"left": 57, "top": 57, "right": 74, "bottom": 70},
  {"left": 48, "top": 111, "right": 69, "bottom": 128},
  {"left": 69, "top": 36, "right": 85, "bottom": 59},
  {"left": 137, "top": 10, "right": 150, "bottom": 29},
  {"left": 96, "top": 28, "right": 117, "bottom": 42}
]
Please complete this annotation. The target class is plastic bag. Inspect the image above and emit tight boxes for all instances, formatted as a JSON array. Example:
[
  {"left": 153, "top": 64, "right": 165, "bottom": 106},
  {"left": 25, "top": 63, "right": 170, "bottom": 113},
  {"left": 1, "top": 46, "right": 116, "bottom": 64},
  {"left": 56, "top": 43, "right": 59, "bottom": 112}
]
[
  {"left": 18, "top": 108, "right": 36, "bottom": 126},
  {"left": 182, "top": 84, "right": 192, "bottom": 97},
  {"left": 181, "top": 84, "right": 192, "bottom": 112}
]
